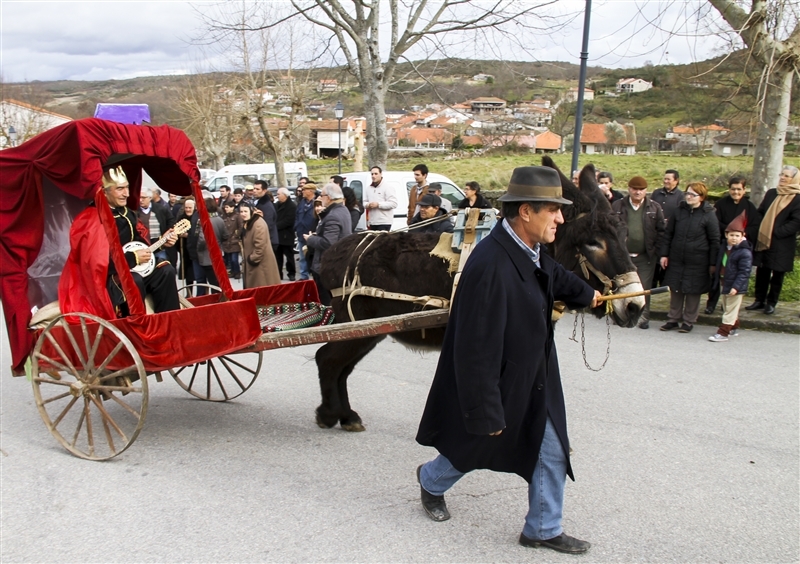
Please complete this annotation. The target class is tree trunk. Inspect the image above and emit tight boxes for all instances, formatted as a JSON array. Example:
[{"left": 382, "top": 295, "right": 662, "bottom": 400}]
[
  {"left": 274, "top": 146, "right": 287, "bottom": 187},
  {"left": 750, "top": 66, "right": 793, "bottom": 206}
]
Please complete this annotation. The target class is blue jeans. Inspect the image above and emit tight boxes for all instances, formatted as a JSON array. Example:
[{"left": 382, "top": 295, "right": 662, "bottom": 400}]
[
  {"left": 226, "top": 251, "right": 241, "bottom": 276},
  {"left": 419, "top": 417, "right": 567, "bottom": 541},
  {"left": 296, "top": 239, "right": 309, "bottom": 280},
  {"left": 192, "top": 260, "right": 208, "bottom": 296}
]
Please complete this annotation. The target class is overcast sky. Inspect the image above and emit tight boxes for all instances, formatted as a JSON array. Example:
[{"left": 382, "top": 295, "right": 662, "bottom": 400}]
[{"left": 0, "top": 1, "right": 726, "bottom": 83}]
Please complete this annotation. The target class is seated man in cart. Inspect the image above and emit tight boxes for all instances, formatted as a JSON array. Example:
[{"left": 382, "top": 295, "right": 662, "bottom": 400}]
[{"left": 59, "top": 166, "right": 181, "bottom": 318}]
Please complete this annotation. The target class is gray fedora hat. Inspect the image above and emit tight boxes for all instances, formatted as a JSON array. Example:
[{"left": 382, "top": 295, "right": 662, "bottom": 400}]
[{"left": 498, "top": 166, "right": 572, "bottom": 205}]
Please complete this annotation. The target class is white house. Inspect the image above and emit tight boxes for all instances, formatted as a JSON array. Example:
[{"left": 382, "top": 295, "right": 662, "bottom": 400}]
[
  {"left": 308, "top": 119, "right": 356, "bottom": 159},
  {"left": 1, "top": 99, "right": 72, "bottom": 148},
  {"left": 565, "top": 88, "right": 594, "bottom": 103},
  {"left": 616, "top": 78, "right": 653, "bottom": 94},
  {"left": 579, "top": 122, "right": 637, "bottom": 155},
  {"left": 712, "top": 131, "right": 756, "bottom": 157}
]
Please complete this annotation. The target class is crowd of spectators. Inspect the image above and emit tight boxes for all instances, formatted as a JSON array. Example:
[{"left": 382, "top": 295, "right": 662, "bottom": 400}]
[
  {"left": 154, "top": 162, "right": 798, "bottom": 337},
  {"left": 605, "top": 164, "right": 800, "bottom": 340}
]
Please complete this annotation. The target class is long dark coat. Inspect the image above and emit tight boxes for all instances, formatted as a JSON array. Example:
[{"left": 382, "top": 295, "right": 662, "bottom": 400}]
[
  {"left": 240, "top": 217, "right": 281, "bottom": 289},
  {"left": 660, "top": 201, "right": 720, "bottom": 294},
  {"left": 713, "top": 194, "right": 761, "bottom": 243},
  {"left": 416, "top": 221, "right": 595, "bottom": 482},
  {"left": 275, "top": 198, "right": 297, "bottom": 247},
  {"left": 754, "top": 189, "right": 800, "bottom": 272}
]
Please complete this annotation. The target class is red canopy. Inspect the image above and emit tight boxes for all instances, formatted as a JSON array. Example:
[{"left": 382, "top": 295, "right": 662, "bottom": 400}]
[{"left": 0, "top": 118, "right": 207, "bottom": 372}]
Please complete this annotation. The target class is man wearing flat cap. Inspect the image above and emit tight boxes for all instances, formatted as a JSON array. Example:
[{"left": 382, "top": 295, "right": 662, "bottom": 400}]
[
  {"left": 408, "top": 193, "right": 454, "bottom": 233},
  {"left": 612, "top": 176, "right": 666, "bottom": 329},
  {"left": 415, "top": 166, "right": 599, "bottom": 555}
]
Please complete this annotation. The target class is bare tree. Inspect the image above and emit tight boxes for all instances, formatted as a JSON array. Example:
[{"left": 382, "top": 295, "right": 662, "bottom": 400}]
[
  {"left": 705, "top": 0, "right": 799, "bottom": 203},
  {"left": 176, "top": 71, "right": 237, "bottom": 169},
  {"left": 203, "top": 1, "right": 565, "bottom": 168},
  {"left": 198, "top": 4, "right": 318, "bottom": 186},
  {"left": 624, "top": 1, "right": 798, "bottom": 202},
  {"left": 604, "top": 121, "right": 628, "bottom": 154}
]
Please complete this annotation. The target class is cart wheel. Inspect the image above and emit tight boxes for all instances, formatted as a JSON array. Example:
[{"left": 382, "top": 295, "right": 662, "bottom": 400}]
[
  {"left": 168, "top": 350, "right": 263, "bottom": 402},
  {"left": 31, "top": 313, "right": 148, "bottom": 461},
  {"left": 177, "top": 282, "right": 222, "bottom": 298}
]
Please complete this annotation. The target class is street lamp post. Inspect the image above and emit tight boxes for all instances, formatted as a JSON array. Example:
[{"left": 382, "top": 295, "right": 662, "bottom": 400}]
[
  {"left": 334, "top": 101, "right": 344, "bottom": 174},
  {"left": 8, "top": 126, "right": 17, "bottom": 148}
]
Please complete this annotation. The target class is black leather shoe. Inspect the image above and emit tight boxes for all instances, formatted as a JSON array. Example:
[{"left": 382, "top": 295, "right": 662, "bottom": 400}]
[
  {"left": 703, "top": 307, "right": 714, "bottom": 315},
  {"left": 745, "top": 301, "right": 764, "bottom": 311},
  {"left": 638, "top": 320, "right": 649, "bottom": 330},
  {"left": 416, "top": 465, "right": 450, "bottom": 521},
  {"left": 519, "top": 532, "right": 591, "bottom": 554},
  {"left": 660, "top": 322, "right": 679, "bottom": 331},
  {"left": 678, "top": 323, "right": 693, "bottom": 333},
  {"left": 764, "top": 304, "right": 776, "bottom": 315}
]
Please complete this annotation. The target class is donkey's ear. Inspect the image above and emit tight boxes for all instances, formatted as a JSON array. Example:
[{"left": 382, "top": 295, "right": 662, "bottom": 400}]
[
  {"left": 579, "top": 164, "right": 597, "bottom": 193},
  {"left": 542, "top": 156, "right": 572, "bottom": 189}
]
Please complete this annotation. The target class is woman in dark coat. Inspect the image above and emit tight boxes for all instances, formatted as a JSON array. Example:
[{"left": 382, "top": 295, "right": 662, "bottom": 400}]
[
  {"left": 239, "top": 203, "right": 281, "bottom": 289},
  {"left": 659, "top": 181, "right": 719, "bottom": 332},
  {"left": 221, "top": 201, "right": 243, "bottom": 279},
  {"left": 746, "top": 165, "right": 800, "bottom": 314},
  {"left": 457, "top": 181, "right": 492, "bottom": 209}
]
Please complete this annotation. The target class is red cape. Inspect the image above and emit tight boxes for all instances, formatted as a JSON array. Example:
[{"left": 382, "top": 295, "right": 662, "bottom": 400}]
[{"left": 57, "top": 206, "right": 116, "bottom": 320}]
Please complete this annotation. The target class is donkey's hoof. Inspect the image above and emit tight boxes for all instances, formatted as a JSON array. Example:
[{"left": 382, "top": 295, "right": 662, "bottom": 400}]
[
  {"left": 340, "top": 421, "right": 366, "bottom": 432},
  {"left": 315, "top": 412, "right": 336, "bottom": 429}
]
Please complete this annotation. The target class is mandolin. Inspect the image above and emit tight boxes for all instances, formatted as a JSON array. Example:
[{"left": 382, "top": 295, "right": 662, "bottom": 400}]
[{"left": 123, "top": 219, "right": 190, "bottom": 277}]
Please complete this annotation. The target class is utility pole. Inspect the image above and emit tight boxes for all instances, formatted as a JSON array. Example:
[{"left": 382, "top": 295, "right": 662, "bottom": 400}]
[{"left": 570, "top": 0, "right": 592, "bottom": 176}]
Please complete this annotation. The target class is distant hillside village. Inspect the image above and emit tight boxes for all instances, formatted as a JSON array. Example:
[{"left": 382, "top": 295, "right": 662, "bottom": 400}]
[{"left": 2, "top": 70, "right": 799, "bottom": 163}]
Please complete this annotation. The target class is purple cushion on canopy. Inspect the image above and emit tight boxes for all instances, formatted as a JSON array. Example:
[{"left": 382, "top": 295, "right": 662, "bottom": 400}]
[{"left": 93, "top": 104, "right": 151, "bottom": 125}]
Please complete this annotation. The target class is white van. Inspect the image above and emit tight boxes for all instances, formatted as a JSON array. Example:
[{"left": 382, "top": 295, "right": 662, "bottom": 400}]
[
  {"left": 342, "top": 171, "right": 465, "bottom": 231},
  {"left": 204, "top": 162, "right": 309, "bottom": 193}
]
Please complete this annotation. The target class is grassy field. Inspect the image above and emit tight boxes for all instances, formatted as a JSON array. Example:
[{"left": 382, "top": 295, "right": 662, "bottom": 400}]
[{"left": 307, "top": 153, "right": 800, "bottom": 197}]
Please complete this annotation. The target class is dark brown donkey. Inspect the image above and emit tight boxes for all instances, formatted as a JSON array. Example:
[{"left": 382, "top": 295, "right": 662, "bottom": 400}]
[{"left": 314, "top": 158, "right": 644, "bottom": 431}]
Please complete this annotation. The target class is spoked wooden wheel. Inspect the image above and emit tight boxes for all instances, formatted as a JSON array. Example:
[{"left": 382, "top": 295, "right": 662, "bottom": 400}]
[
  {"left": 169, "top": 351, "right": 263, "bottom": 402},
  {"left": 31, "top": 313, "right": 148, "bottom": 461}
]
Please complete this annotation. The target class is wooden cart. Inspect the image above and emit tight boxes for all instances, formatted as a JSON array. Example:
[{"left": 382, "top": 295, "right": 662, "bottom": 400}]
[{"left": 1, "top": 119, "right": 450, "bottom": 460}]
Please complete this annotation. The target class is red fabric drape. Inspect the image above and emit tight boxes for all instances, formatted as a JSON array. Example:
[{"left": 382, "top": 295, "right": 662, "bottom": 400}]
[
  {"left": 38, "top": 299, "right": 263, "bottom": 372},
  {"left": 1, "top": 118, "right": 199, "bottom": 373}
]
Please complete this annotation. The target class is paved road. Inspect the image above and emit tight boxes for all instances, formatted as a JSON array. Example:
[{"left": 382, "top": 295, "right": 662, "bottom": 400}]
[{"left": 1, "top": 315, "right": 798, "bottom": 563}]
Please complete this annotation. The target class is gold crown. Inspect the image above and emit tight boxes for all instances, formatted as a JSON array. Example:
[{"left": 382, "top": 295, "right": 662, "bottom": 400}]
[{"left": 102, "top": 166, "right": 128, "bottom": 190}]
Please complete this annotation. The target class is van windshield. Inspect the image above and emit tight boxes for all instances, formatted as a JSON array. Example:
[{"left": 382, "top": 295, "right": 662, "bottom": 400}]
[{"left": 234, "top": 174, "right": 258, "bottom": 186}]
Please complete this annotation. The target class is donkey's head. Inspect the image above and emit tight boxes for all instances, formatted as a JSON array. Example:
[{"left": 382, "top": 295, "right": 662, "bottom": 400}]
[{"left": 541, "top": 156, "right": 644, "bottom": 327}]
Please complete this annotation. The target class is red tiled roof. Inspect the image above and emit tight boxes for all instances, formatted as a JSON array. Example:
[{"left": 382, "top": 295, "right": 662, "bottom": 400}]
[
  {"left": 580, "top": 123, "right": 635, "bottom": 145},
  {"left": 535, "top": 130, "right": 562, "bottom": 150},
  {"left": 429, "top": 116, "right": 453, "bottom": 126},
  {"left": 461, "top": 135, "right": 484, "bottom": 146},
  {"left": 397, "top": 128, "right": 453, "bottom": 144},
  {"left": 471, "top": 97, "right": 507, "bottom": 103}
]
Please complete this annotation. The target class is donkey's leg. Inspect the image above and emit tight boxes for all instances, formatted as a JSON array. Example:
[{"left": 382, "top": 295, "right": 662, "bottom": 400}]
[
  {"left": 315, "top": 336, "right": 383, "bottom": 429},
  {"left": 336, "top": 335, "right": 385, "bottom": 432},
  {"left": 315, "top": 341, "right": 345, "bottom": 428}
]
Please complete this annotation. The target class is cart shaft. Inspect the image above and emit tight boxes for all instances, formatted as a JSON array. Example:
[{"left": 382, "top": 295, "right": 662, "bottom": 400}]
[{"left": 247, "top": 309, "right": 450, "bottom": 352}]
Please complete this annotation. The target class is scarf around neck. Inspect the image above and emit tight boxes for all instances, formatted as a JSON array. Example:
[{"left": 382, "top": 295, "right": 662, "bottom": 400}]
[{"left": 756, "top": 170, "right": 800, "bottom": 251}]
